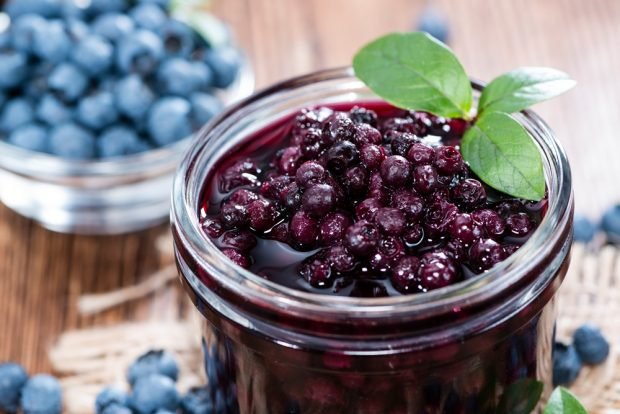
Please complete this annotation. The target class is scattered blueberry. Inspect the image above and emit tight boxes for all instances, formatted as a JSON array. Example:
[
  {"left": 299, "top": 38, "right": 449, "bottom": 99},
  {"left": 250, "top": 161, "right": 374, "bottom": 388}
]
[
  {"left": 114, "top": 75, "right": 155, "bottom": 121},
  {"left": 0, "top": 51, "right": 28, "bottom": 90},
  {"left": 32, "top": 19, "right": 70, "bottom": 63},
  {"left": 36, "top": 94, "right": 73, "bottom": 126},
  {"left": 96, "top": 387, "right": 129, "bottom": 414},
  {"left": 553, "top": 342, "right": 582, "bottom": 386},
  {"left": 76, "top": 91, "right": 119, "bottom": 130},
  {"left": 48, "top": 123, "right": 96, "bottom": 160},
  {"left": 416, "top": 7, "right": 450, "bottom": 44},
  {"left": 129, "top": 375, "right": 180, "bottom": 414},
  {"left": 127, "top": 350, "right": 179, "bottom": 386},
  {"left": 147, "top": 97, "right": 192, "bottom": 146},
  {"left": 116, "top": 29, "right": 164, "bottom": 75},
  {"left": 72, "top": 35, "right": 115, "bottom": 77},
  {"left": 20, "top": 374, "right": 62, "bottom": 414},
  {"left": 204, "top": 46, "right": 241, "bottom": 88},
  {"left": 573, "top": 214, "right": 597, "bottom": 243},
  {"left": 0, "top": 363, "right": 28, "bottom": 413},
  {"left": 129, "top": 3, "right": 167, "bottom": 32},
  {"left": 48, "top": 63, "right": 89, "bottom": 103},
  {"left": 180, "top": 387, "right": 213, "bottom": 414},
  {"left": 92, "top": 13, "right": 136, "bottom": 43},
  {"left": 0, "top": 98, "right": 34, "bottom": 133},
  {"left": 97, "top": 126, "right": 143, "bottom": 158},
  {"left": 190, "top": 92, "right": 222, "bottom": 128},
  {"left": 159, "top": 20, "right": 195, "bottom": 57},
  {"left": 601, "top": 204, "right": 620, "bottom": 243},
  {"left": 8, "top": 123, "right": 48, "bottom": 152},
  {"left": 573, "top": 324, "right": 610, "bottom": 365}
]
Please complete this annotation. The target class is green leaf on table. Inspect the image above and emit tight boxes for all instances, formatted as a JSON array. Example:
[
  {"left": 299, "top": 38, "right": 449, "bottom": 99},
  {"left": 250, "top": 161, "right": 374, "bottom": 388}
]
[
  {"left": 543, "top": 387, "right": 588, "bottom": 414},
  {"left": 353, "top": 32, "right": 473, "bottom": 119},
  {"left": 479, "top": 67, "right": 576, "bottom": 115},
  {"left": 461, "top": 112, "right": 545, "bottom": 200},
  {"left": 497, "top": 378, "right": 544, "bottom": 414}
]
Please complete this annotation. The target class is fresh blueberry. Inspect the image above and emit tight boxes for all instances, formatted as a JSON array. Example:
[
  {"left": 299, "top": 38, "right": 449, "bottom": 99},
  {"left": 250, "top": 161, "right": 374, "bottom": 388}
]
[
  {"left": 48, "top": 63, "right": 89, "bottom": 103},
  {"left": 553, "top": 342, "right": 582, "bottom": 386},
  {"left": 573, "top": 324, "right": 610, "bottom": 365},
  {"left": 48, "top": 123, "right": 96, "bottom": 159},
  {"left": 129, "top": 375, "right": 180, "bottom": 414},
  {"left": 573, "top": 214, "right": 597, "bottom": 243},
  {"left": 86, "top": 0, "right": 129, "bottom": 16},
  {"left": 190, "top": 93, "right": 222, "bottom": 129},
  {"left": 92, "top": 13, "right": 135, "bottom": 43},
  {"left": 10, "top": 14, "right": 46, "bottom": 53},
  {"left": 416, "top": 7, "right": 450, "bottom": 44},
  {"left": 72, "top": 35, "right": 114, "bottom": 77},
  {"left": 129, "top": 4, "right": 167, "bottom": 32},
  {"left": 0, "top": 92, "right": 6, "bottom": 109},
  {"left": 190, "top": 61, "right": 214, "bottom": 90},
  {"left": 0, "top": 98, "right": 34, "bottom": 132},
  {"left": 116, "top": 29, "right": 164, "bottom": 75},
  {"left": 76, "top": 91, "right": 118, "bottom": 130},
  {"left": 63, "top": 18, "right": 90, "bottom": 43},
  {"left": 101, "top": 405, "right": 133, "bottom": 414},
  {"left": 0, "top": 362, "right": 28, "bottom": 413},
  {"left": 97, "top": 126, "right": 144, "bottom": 157},
  {"left": 4, "top": 0, "right": 62, "bottom": 18},
  {"left": 114, "top": 75, "right": 155, "bottom": 121},
  {"left": 32, "top": 20, "right": 70, "bottom": 63},
  {"left": 36, "top": 94, "right": 73, "bottom": 126},
  {"left": 59, "top": 0, "right": 85, "bottom": 20},
  {"left": 21, "top": 374, "right": 63, "bottom": 414},
  {"left": 204, "top": 46, "right": 241, "bottom": 88},
  {"left": 0, "top": 51, "right": 28, "bottom": 90},
  {"left": 24, "top": 62, "right": 54, "bottom": 99},
  {"left": 147, "top": 97, "right": 192, "bottom": 146},
  {"left": 157, "top": 58, "right": 212, "bottom": 96},
  {"left": 127, "top": 350, "right": 179, "bottom": 386},
  {"left": 181, "top": 387, "right": 213, "bottom": 414},
  {"left": 158, "top": 20, "right": 195, "bottom": 57},
  {"left": 601, "top": 204, "right": 620, "bottom": 243},
  {"left": 137, "top": 0, "right": 170, "bottom": 9},
  {"left": 0, "top": 31, "right": 11, "bottom": 50},
  {"left": 8, "top": 123, "right": 48, "bottom": 152},
  {"left": 96, "top": 387, "right": 129, "bottom": 414}
]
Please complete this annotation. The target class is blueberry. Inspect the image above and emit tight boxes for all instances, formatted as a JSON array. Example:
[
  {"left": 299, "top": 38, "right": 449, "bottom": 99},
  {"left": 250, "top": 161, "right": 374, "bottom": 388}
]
[
  {"left": 416, "top": 7, "right": 450, "bottom": 44},
  {"left": 573, "top": 324, "right": 610, "bottom": 365},
  {"left": 553, "top": 342, "right": 582, "bottom": 386},
  {"left": 190, "top": 93, "right": 222, "bottom": 129},
  {"left": 72, "top": 35, "right": 114, "bottom": 77},
  {"left": 181, "top": 387, "right": 213, "bottom": 414},
  {"left": 0, "top": 362, "right": 28, "bottom": 413},
  {"left": 92, "top": 13, "right": 135, "bottom": 43},
  {"left": 0, "top": 32, "right": 11, "bottom": 50},
  {"left": 129, "top": 4, "right": 167, "bottom": 32},
  {"left": 21, "top": 374, "right": 63, "bottom": 414},
  {"left": 49, "top": 123, "right": 96, "bottom": 159},
  {"left": 36, "top": 94, "right": 73, "bottom": 126},
  {"left": 129, "top": 375, "right": 180, "bottom": 414},
  {"left": 114, "top": 75, "right": 155, "bottom": 121},
  {"left": 86, "top": 0, "right": 129, "bottom": 16},
  {"left": 116, "top": 30, "right": 164, "bottom": 75},
  {"left": 573, "top": 214, "right": 597, "bottom": 243},
  {"left": 4, "top": 0, "right": 62, "bottom": 18},
  {"left": 59, "top": 0, "right": 85, "bottom": 20},
  {"left": 190, "top": 61, "right": 214, "bottom": 90},
  {"left": 137, "top": 0, "right": 170, "bottom": 8},
  {"left": 157, "top": 58, "right": 212, "bottom": 96},
  {"left": 32, "top": 20, "right": 70, "bottom": 63},
  {"left": 147, "top": 97, "right": 192, "bottom": 146},
  {"left": 159, "top": 20, "right": 195, "bottom": 57},
  {"left": 97, "top": 126, "right": 144, "bottom": 158},
  {"left": 204, "top": 46, "right": 241, "bottom": 88},
  {"left": 127, "top": 350, "right": 179, "bottom": 386},
  {"left": 64, "top": 18, "right": 90, "bottom": 43},
  {"left": 0, "top": 93, "right": 6, "bottom": 109},
  {"left": 48, "top": 63, "right": 89, "bottom": 103},
  {"left": 101, "top": 405, "right": 133, "bottom": 414},
  {"left": 8, "top": 123, "right": 48, "bottom": 152},
  {"left": 76, "top": 91, "right": 118, "bottom": 130},
  {"left": 96, "top": 387, "right": 129, "bottom": 414},
  {"left": 0, "top": 98, "right": 34, "bottom": 132},
  {"left": 11, "top": 14, "right": 46, "bottom": 53},
  {"left": 601, "top": 204, "right": 620, "bottom": 243},
  {"left": 0, "top": 51, "right": 28, "bottom": 90}
]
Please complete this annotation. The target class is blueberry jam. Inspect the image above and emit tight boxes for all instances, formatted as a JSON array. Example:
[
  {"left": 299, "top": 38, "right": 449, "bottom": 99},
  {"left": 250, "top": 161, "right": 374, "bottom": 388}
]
[{"left": 199, "top": 102, "right": 547, "bottom": 297}]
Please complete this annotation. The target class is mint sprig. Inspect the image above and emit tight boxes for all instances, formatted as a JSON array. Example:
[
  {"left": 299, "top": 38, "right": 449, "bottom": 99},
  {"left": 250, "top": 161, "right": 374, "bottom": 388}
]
[
  {"left": 496, "top": 381, "right": 587, "bottom": 414},
  {"left": 352, "top": 32, "right": 575, "bottom": 201},
  {"left": 544, "top": 387, "right": 588, "bottom": 414}
]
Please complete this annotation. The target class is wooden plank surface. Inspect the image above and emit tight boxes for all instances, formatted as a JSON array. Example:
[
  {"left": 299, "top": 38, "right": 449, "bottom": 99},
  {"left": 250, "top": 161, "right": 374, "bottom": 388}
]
[{"left": 1, "top": 0, "right": 617, "bottom": 375}]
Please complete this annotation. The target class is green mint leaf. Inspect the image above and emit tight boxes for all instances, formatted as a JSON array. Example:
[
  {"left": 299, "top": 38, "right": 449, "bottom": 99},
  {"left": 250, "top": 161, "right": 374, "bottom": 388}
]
[
  {"left": 353, "top": 32, "right": 473, "bottom": 119},
  {"left": 496, "top": 379, "right": 544, "bottom": 414},
  {"left": 543, "top": 387, "right": 588, "bottom": 414},
  {"left": 479, "top": 67, "right": 576, "bottom": 115},
  {"left": 461, "top": 112, "right": 545, "bottom": 200}
]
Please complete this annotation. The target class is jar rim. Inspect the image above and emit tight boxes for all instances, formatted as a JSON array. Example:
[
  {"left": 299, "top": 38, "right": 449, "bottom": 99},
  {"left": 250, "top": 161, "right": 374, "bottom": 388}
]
[{"left": 171, "top": 67, "right": 573, "bottom": 320}]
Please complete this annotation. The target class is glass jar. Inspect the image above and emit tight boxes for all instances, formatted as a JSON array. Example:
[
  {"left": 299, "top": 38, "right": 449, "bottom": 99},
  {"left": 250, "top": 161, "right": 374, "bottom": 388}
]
[
  {"left": 0, "top": 62, "right": 253, "bottom": 235},
  {"left": 171, "top": 68, "right": 573, "bottom": 413}
]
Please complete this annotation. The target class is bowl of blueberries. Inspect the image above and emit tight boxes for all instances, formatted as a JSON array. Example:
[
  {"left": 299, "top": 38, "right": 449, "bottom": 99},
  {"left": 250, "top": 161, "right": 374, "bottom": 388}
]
[{"left": 0, "top": 0, "right": 254, "bottom": 234}]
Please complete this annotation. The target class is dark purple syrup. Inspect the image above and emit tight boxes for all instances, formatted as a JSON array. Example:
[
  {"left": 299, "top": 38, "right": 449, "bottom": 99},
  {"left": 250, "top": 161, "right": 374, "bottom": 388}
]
[{"left": 199, "top": 102, "right": 547, "bottom": 297}]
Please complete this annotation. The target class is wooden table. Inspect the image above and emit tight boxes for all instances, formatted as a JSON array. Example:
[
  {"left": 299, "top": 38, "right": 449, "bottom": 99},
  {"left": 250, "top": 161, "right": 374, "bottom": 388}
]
[{"left": 1, "top": 0, "right": 618, "bottom": 374}]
